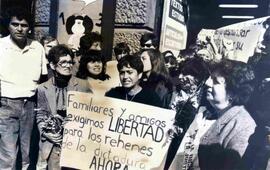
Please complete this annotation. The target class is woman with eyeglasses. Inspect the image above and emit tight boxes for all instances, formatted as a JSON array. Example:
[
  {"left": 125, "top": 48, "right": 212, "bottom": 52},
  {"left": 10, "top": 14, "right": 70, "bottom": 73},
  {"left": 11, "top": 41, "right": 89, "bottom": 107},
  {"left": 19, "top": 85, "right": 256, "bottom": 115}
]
[
  {"left": 36, "top": 45, "right": 92, "bottom": 169},
  {"left": 168, "top": 59, "right": 256, "bottom": 170},
  {"left": 76, "top": 50, "right": 115, "bottom": 95}
]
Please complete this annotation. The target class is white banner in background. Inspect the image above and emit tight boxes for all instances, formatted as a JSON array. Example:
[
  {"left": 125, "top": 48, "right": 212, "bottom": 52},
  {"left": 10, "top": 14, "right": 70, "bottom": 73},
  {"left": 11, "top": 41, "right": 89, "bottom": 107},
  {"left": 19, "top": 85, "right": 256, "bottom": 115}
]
[{"left": 214, "top": 16, "right": 269, "bottom": 63}]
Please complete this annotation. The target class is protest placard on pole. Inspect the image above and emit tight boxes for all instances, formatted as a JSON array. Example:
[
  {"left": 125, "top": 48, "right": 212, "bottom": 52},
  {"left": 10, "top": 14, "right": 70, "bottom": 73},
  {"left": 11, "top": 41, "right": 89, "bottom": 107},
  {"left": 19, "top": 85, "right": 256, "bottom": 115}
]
[
  {"left": 197, "top": 29, "right": 215, "bottom": 42},
  {"left": 60, "top": 91, "right": 176, "bottom": 170}
]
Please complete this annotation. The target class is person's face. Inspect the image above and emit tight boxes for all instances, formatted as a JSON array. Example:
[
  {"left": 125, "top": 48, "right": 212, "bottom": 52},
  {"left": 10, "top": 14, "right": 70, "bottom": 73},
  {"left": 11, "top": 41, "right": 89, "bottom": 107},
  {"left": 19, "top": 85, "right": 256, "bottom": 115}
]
[
  {"left": 90, "top": 41, "right": 101, "bottom": 50},
  {"left": 165, "top": 58, "right": 177, "bottom": 69},
  {"left": 140, "top": 51, "right": 152, "bottom": 72},
  {"left": 261, "top": 27, "right": 270, "bottom": 54},
  {"left": 44, "top": 40, "right": 58, "bottom": 56},
  {"left": 87, "top": 60, "right": 103, "bottom": 76},
  {"left": 178, "top": 73, "right": 197, "bottom": 94},
  {"left": 141, "top": 40, "right": 155, "bottom": 50},
  {"left": 205, "top": 74, "right": 230, "bottom": 109},
  {"left": 119, "top": 65, "right": 142, "bottom": 89},
  {"left": 53, "top": 55, "right": 74, "bottom": 76},
  {"left": 8, "top": 17, "right": 29, "bottom": 43}
]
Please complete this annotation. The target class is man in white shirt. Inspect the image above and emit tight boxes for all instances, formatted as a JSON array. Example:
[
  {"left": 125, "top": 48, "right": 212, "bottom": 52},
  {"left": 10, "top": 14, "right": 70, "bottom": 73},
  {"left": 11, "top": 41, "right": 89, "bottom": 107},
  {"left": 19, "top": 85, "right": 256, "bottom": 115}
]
[{"left": 0, "top": 7, "right": 47, "bottom": 170}]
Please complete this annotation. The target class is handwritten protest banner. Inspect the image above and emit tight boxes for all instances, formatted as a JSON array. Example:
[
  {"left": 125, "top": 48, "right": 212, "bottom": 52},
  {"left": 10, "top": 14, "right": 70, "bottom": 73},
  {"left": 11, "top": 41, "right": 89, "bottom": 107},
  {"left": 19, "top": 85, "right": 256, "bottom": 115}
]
[
  {"left": 214, "top": 16, "right": 269, "bottom": 63},
  {"left": 60, "top": 91, "right": 176, "bottom": 170}
]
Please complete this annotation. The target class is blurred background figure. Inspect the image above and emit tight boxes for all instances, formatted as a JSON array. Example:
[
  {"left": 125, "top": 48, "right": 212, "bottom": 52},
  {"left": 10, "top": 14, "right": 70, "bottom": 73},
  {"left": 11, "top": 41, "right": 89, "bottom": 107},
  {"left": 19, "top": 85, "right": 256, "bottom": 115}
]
[
  {"left": 163, "top": 50, "right": 178, "bottom": 71},
  {"left": 40, "top": 36, "right": 59, "bottom": 56},
  {"left": 79, "top": 32, "right": 102, "bottom": 52},
  {"left": 40, "top": 35, "right": 59, "bottom": 78},
  {"left": 113, "top": 42, "right": 130, "bottom": 61},
  {"left": 140, "top": 32, "right": 159, "bottom": 50}
]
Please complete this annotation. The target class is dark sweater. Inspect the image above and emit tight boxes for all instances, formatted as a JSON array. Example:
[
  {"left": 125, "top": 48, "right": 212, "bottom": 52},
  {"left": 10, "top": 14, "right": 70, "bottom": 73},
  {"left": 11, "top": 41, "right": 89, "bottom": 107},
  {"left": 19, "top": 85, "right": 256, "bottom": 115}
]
[{"left": 105, "top": 87, "right": 163, "bottom": 108}]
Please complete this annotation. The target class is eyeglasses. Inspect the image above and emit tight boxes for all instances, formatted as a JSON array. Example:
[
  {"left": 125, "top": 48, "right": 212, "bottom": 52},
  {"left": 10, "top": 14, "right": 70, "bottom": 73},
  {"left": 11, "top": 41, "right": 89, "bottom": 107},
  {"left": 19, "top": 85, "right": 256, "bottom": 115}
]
[
  {"left": 57, "top": 61, "right": 75, "bottom": 67},
  {"left": 142, "top": 43, "right": 153, "bottom": 48}
]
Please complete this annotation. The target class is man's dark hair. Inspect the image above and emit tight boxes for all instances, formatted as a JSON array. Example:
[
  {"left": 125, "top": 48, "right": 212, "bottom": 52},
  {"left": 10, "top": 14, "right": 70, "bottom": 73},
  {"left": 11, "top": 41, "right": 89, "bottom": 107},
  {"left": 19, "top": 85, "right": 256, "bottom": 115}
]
[
  {"left": 79, "top": 32, "right": 102, "bottom": 54},
  {"left": 114, "top": 42, "right": 130, "bottom": 56},
  {"left": 117, "top": 55, "right": 143, "bottom": 74},
  {"left": 140, "top": 32, "right": 158, "bottom": 48},
  {"left": 4, "top": 7, "right": 33, "bottom": 29},
  {"left": 47, "top": 44, "right": 74, "bottom": 64}
]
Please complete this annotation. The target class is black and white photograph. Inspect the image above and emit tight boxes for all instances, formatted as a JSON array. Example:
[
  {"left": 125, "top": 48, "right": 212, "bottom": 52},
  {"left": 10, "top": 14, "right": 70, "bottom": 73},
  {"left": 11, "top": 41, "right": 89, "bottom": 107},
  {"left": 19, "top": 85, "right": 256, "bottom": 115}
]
[{"left": 0, "top": 0, "right": 270, "bottom": 169}]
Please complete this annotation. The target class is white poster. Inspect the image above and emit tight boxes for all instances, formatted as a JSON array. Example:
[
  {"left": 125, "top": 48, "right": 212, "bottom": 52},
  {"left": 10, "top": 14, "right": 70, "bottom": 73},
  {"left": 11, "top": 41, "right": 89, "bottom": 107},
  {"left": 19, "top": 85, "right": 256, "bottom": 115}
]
[{"left": 60, "top": 91, "right": 176, "bottom": 170}]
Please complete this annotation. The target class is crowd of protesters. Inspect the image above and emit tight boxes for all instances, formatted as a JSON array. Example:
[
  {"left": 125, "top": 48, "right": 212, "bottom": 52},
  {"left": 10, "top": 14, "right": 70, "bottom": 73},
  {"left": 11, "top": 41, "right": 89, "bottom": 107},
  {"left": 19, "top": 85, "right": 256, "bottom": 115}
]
[{"left": 1, "top": 6, "right": 270, "bottom": 170}]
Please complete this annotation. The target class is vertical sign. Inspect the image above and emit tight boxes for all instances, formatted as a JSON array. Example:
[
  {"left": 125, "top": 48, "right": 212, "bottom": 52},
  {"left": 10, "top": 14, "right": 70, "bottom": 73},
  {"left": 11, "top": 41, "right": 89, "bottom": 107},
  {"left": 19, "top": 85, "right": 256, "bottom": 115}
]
[{"left": 159, "top": 0, "right": 188, "bottom": 56}]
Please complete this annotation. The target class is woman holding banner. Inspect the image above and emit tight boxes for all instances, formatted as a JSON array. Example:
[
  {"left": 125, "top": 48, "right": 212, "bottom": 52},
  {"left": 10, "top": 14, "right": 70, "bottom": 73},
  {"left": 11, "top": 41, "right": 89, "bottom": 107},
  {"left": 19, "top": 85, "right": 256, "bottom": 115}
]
[{"left": 168, "top": 59, "right": 256, "bottom": 170}]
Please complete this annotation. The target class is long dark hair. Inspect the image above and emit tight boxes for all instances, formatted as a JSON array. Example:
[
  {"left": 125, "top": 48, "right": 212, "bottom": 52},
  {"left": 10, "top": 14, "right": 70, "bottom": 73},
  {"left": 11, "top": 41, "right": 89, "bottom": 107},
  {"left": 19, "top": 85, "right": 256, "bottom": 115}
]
[
  {"left": 76, "top": 50, "right": 110, "bottom": 81},
  {"left": 140, "top": 49, "right": 173, "bottom": 92}
]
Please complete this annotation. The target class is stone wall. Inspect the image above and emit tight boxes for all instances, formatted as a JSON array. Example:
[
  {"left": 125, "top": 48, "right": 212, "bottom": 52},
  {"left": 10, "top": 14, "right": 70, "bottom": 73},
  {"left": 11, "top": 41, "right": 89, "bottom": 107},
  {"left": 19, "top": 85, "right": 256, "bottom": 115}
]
[
  {"left": 113, "top": 0, "right": 158, "bottom": 54},
  {"left": 34, "top": 0, "right": 51, "bottom": 40},
  {"left": 32, "top": 0, "right": 159, "bottom": 53},
  {"left": 115, "top": 0, "right": 147, "bottom": 24}
]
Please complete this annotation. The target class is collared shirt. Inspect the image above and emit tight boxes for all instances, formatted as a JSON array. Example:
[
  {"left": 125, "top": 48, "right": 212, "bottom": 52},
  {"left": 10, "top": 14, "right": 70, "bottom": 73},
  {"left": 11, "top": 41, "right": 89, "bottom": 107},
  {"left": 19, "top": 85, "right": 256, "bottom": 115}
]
[{"left": 0, "top": 35, "right": 48, "bottom": 98}]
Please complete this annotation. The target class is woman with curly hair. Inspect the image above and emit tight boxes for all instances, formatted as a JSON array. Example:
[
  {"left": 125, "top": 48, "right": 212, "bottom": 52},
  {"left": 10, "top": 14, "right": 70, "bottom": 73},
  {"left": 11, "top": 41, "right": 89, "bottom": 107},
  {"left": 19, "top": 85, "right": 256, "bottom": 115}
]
[
  {"left": 76, "top": 50, "right": 114, "bottom": 95},
  {"left": 139, "top": 49, "right": 173, "bottom": 101},
  {"left": 169, "top": 59, "right": 256, "bottom": 170}
]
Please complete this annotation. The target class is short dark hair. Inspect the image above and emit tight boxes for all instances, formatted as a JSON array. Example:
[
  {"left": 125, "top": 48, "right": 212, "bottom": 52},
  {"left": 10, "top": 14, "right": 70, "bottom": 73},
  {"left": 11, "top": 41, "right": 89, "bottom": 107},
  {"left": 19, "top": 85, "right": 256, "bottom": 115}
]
[
  {"left": 47, "top": 44, "right": 74, "bottom": 64},
  {"left": 79, "top": 32, "right": 102, "bottom": 54},
  {"left": 117, "top": 55, "right": 144, "bottom": 74},
  {"left": 114, "top": 42, "right": 130, "bottom": 56},
  {"left": 209, "top": 59, "right": 255, "bottom": 105},
  {"left": 140, "top": 33, "right": 158, "bottom": 48},
  {"left": 76, "top": 50, "right": 110, "bottom": 80},
  {"left": 5, "top": 7, "right": 33, "bottom": 29}
]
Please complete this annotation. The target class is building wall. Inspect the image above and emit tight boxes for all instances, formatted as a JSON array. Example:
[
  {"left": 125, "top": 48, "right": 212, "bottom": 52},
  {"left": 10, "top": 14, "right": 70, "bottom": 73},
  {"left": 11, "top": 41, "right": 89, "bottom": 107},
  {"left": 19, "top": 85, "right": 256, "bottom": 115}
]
[
  {"left": 113, "top": 0, "right": 159, "bottom": 53},
  {"left": 34, "top": 0, "right": 51, "bottom": 40},
  {"left": 33, "top": 0, "right": 160, "bottom": 53}
]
